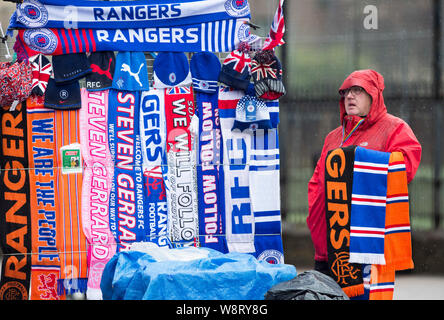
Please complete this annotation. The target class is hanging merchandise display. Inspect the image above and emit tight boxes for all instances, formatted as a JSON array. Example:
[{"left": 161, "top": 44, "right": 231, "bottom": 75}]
[{"left": 0, "top": 0, "right": 296, "bottom": 300}]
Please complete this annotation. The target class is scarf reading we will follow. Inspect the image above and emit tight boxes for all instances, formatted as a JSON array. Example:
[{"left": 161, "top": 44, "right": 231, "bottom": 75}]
[{"left": 325, "top": 146, "right": 364, "bottom": 298}]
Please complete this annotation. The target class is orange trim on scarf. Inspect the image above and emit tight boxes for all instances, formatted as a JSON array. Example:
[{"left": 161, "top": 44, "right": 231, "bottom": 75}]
[
  {"left": 26, "top": 96, "right": 63, "bottom": 300},
  {"left": 383, "top": 151, "right": 414, "bottom": 272},
  {"left": 369, "top": 265, "right": 395, "bottom": 300},
  {"left": 54, "top": 109, "right": 88, "bottom": 295}
]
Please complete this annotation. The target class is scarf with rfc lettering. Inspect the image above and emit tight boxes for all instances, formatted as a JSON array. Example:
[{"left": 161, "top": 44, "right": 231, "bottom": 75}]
[{"left": 325, "top": 146, "right": 364, "bottom": 298}]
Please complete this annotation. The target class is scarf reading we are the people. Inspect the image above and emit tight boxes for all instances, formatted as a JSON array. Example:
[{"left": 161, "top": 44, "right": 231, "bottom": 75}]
[
  {"left": 79, "top": 89, "right": 116, "bottom": 300},
  {"left": 108, "top": 90, "right": 146, "bottom": 251},
  {"left": 324, "top": 146, "right": 364, "bottom": 298},
  {"left": 139, "top": 90, "right": 169, "bottom": 247},
  {"left": 163, "top": 86, "right": 198, "bottom": 247},
  {"left": 16, "top": 18, "right": 250, "bottom": 57},
  {"left": 26, "top": 95, "right": 61, "bottom": 300},
  {"left": 53, "top": 109, "right": 88, "bottom": 296},
  {"left": 12, "top": 0, "right": 251, "bottom": 29},
  {"left": 0, "top": 102, "right": 31, "bottom": 300}
]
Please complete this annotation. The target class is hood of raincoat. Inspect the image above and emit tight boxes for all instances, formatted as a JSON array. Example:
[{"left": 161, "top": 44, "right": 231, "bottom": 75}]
[{"left": 338, "top": 69, "right": 388, "bottom": 127}]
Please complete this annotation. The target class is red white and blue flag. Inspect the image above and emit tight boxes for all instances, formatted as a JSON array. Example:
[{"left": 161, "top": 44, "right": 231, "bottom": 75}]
[{"left": 262, "top": 0, "right": 285, "bottom": 51}]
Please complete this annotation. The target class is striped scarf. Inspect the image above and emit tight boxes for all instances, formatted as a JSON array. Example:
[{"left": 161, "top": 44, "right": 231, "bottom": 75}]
[
  {"left": 368, "top": 151, "right": 413, "bottom": 300},
  {"left": 53, "top": 108, "right": 88, "bottom": 296},
  {"left": 349, "top": 147, "right": 391, "bottom": 265},
  {"left": 16, "top": 18, "right": 250, "bottom": 56},
  {"left": 26, "top": 96, "right": 61, "bottom": 300},
  {"left": 251, "top": 128, "right": 284, "bottom": 264}
]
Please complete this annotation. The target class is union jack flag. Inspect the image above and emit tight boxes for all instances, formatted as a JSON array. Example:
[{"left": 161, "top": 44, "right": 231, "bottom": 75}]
[
  {"left": 262, "top": 0, "right": 285, "bottom": 51},
  {"left": 29, "top": 54, "right": 52, "bottom": 95},
  {"left": 166, "top": 86, "right": 192, "bottom": 95},
  {"left": 251, "top": 60, "right": 278, "bottom": 81},
  {"left": 223, "top": 50, "right": 251, "bottom": 74}
]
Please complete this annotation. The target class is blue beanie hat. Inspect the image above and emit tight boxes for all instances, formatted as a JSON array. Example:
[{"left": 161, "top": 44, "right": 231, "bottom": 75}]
[
  {"left": 153, "top": 51, "right": 192, "bottom": 88},
  {"left": 44, "top": 78, "right": 81, "bottom": 110},
  {"left": 52, "top": 52, "right": 91, "bottom": 84},
  {"left": 190, "top": 51, "right": 221, "bottom": 93}
]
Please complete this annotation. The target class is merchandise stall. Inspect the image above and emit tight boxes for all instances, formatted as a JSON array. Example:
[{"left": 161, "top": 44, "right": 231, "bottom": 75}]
[{"left": 0, "top": 0, "right": 295, "bottom": 300}]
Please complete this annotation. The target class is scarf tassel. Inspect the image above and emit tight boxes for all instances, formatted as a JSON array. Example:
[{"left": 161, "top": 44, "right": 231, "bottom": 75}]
[
  {"left": 57, "top": 278, "right": 88, "bottom": 296},
  {"left": 342, "top": 284, "right": 365, "bottom": 298}
]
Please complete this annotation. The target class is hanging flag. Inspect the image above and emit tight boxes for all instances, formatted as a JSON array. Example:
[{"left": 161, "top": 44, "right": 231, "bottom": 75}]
[{"left": 262, "top": 0, "right": 285, "bottom": 51}]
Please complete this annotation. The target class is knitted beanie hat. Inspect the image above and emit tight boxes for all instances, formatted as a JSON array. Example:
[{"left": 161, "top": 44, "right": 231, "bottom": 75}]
[
  {"left": 218, "top": 45, "right": 251, "bottom": 91},
  {"left": 251, "top": 50, "right": 286, "bottom": 100},
  {"left": 190, "top": 51, "right": 221, "bottom": 94},
  {"left": 29, "top": 54, "right": 52, "bottom": 96},
  {"left": 112, "top": 51, "right": 149, "bottom": 91},
  {"left": 232, "top": 84, "right": 272, "bottom": 131},
  {"left": 86, "top": 51, "right": 116, "bottom": 91},
  {"left": 153, "top": 51, "right": 192, "bottom": 89},
  {"left": 52, "top": 52, "right": 91, "bottom": 84},
  {"left": 44, "top": 78, "right": 81, "bottom": 110}
]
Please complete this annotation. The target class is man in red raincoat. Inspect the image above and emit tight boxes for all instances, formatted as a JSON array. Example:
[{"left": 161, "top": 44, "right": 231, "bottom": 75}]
[{"left": 306, "top": 69, "right": 422, "bottom": 274}]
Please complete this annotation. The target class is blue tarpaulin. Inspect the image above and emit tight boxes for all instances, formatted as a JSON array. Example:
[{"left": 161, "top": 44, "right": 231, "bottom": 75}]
[{"left": 100, "top": 246, "right": 297, "bottom": 300}]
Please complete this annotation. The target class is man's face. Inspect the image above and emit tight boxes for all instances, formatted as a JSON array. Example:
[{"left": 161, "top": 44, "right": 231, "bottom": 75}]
[{"left": 341, "top": 86, "right": 372, "bottom": 117}]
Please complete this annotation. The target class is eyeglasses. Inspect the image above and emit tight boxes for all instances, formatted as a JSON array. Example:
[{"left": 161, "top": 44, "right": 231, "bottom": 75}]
[{"left": 339, "top": 86, "right": 365, "bottom": 98}]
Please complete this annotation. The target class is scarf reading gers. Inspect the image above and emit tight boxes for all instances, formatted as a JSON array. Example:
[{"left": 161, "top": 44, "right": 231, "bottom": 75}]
[
  {"left": 325, "top": 146, "right": 364, "bottom": 298},
  {"left": 0, "top": 102, "right": 32, "bottom": 300}
]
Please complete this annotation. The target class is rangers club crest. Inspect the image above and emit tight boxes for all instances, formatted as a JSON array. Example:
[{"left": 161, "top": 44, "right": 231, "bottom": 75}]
[
  {"left": 17, "top": 0, "right": 48, "bottom": 28},
  {"left": 23, "top": 28, "right": 58, "bottom": 54},
  {"left": 224, "top": 0, "right": 250, "bottom": 17}
]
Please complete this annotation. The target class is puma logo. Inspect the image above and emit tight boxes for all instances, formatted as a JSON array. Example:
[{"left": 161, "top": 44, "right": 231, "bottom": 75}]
[
  {"left": 90, "top": 58, "right": 113, "bottom": 80},
  {"left": 120, "top": 63, "right": 145, "bottom": 87}
]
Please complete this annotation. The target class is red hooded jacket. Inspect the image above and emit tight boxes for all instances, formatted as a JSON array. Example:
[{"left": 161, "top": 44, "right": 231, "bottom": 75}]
[{"left": 306, "top": 69, "right": 422, "bottom": 262}]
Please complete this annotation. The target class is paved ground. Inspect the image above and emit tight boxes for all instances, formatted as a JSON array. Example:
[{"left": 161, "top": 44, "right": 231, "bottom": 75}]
[{"left": 394, "top": 274, "right": 444, "bottom": 300}]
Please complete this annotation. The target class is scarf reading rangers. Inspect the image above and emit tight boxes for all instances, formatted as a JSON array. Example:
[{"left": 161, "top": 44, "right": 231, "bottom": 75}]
[
  {"left": 324, "top": 146, "right": 364, "bottom": 298},
  {"left": 0, "top": 102, "right": 31, "bottom": 300}
]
